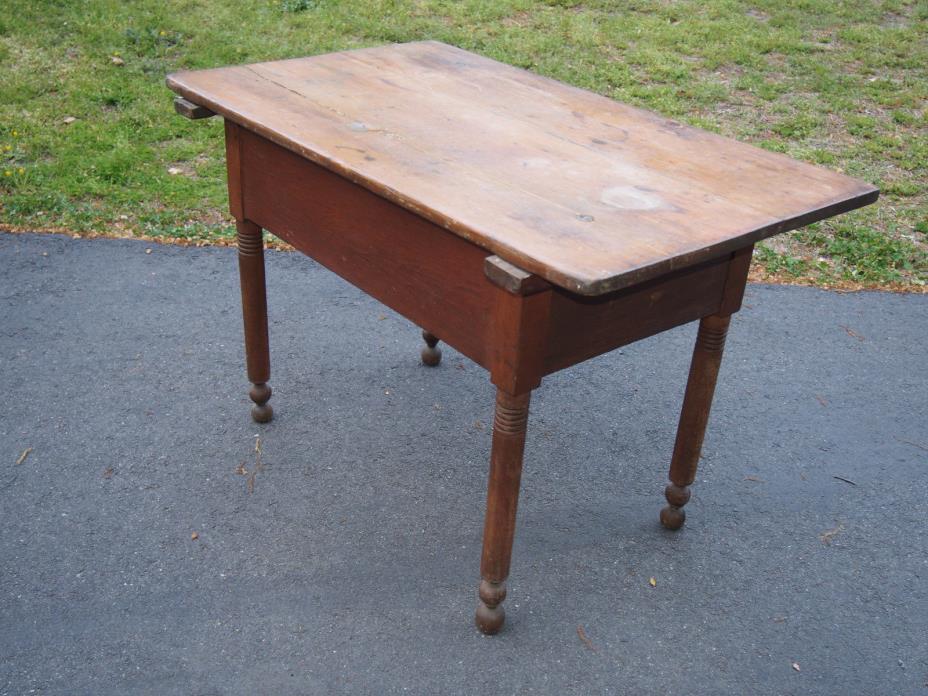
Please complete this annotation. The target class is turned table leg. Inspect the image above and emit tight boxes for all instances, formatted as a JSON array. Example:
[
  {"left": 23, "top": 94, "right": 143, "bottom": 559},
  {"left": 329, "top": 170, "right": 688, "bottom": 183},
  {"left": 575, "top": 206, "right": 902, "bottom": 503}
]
[
  {"left": 420, "top": 329, "right": 442, "bottom": 366},
  {"left": 476, "top": 389, "right": 531, "bottom": 634},
  {"left": 660, "top": 313, "right": 731, "bottom": 530},
  {"left": 236, "top": 220, "right": 273, "bottom": 423}
]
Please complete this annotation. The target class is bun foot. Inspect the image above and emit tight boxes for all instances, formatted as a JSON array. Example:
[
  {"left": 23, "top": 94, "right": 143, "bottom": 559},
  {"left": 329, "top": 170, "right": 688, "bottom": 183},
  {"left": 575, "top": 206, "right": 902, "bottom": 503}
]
[
  {"left": 421, "top": 330, "right": 442, "bottom": 366},
  {"left": 251, "top": 403, "right": 273, "bottom": 423},
  {"left": 249, "top": 382, "right": 273, "bottom": 423},
  {"left": 475, "top": 580, "right": 507, "bottom": 635},
  {"left": 476, "top": 603, "right": 505, "bottom": 635},
  {"left": 660, "top": 505, "right": 686, "bottom": 530},
  {"left": 660, "top": 483, "right": 690, "bottom": 530}
]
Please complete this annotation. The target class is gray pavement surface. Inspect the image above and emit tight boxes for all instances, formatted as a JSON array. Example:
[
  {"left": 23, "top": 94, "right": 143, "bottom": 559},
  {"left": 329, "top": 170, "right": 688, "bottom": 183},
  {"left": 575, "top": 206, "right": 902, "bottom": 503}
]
[{"left": 1, "top": 231, "right": 926, "bottom": 695}]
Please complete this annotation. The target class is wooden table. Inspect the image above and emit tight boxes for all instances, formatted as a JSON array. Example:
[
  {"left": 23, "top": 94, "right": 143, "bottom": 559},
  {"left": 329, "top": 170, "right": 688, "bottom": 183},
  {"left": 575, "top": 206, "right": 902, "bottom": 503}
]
[{"left": 167, "top": 41, "right": 878, "bottom": 635}]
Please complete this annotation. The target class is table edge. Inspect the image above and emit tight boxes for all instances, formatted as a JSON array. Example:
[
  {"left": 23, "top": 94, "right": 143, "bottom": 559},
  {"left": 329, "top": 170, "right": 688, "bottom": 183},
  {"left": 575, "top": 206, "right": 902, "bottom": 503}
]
[{"left": 166, "top": 51, "right": 880, "bottom": 296}]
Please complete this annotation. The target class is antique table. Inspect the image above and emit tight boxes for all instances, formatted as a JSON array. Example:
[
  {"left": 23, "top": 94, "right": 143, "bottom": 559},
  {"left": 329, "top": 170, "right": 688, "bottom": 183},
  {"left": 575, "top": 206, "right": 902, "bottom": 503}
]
[{"left": 167, "top": 41, "right": 877, "bottom": 634}]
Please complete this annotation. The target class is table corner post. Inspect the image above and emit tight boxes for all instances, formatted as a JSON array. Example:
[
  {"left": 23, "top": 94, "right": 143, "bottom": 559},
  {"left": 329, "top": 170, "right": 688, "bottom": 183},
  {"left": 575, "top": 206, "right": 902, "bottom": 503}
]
[
  {"left": 236, "top": 220, "right": 273, "bottom": 423},
  {"left": 225, "top": 121, "right": 273, "bottom": 423},
  {"left": 660, "top": 245, "right": 751, "bottom": 530},
  {"left": 476, "top": 257, "right": 552, "bottom": 634}
]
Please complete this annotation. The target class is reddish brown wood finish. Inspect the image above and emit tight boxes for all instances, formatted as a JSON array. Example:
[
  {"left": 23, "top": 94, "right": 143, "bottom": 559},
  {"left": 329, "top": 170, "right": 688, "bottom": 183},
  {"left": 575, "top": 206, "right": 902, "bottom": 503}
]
[
  {"left": 544, "top": 255, "right": 727, "bottom": 374},
  {"left": 168, "top": 42, "right": 880, "bottom": 636},
  {"left": 718, "top": 246, "right": 754, "bottom": 316},
  {"left": 488, "top": 286, "right": 552, "bottom": 395},
  {"left": 236, "top": 124, "right": 497, "bottom": 370},
  {"left": 660, "top": 314, "right": 731, "bottom": 530},
  {"left": 224, "top": 120, "right": 244, "bottom": 221},
  {"left": 477, "top": 389, "right": 531, "bottom": 634},
  {"left": 421, "top": 329, "right": 441, "bottom": 366},
  {"left": 658, "top": 247, "right": 751, "bottom": 529},
  {"left": 236, "top": 221, "right": 273, "bottom": 423}
]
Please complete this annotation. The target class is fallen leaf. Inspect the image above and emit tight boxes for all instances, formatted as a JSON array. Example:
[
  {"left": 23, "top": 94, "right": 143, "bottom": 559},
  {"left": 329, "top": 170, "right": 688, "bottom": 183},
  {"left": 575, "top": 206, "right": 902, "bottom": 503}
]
[
  {"left": 102, "top": 467, "right": 114, "bottom": 479},
  {"left": 814, "top": 394, "right": 828, "bottom": 407},
  {"left": 577, "top": 625, "right": 596, "bottom": 652},
  {"left": 838, "top": 324, "right": 864, "bottom": 341},
  {"left": 62, "top": 116, "right": 77, "bottom": 125},
  {"left": 648, "top": 577, "right": 657, "bottom": 587},
  {"left": 247, "top": 436, "right": 263, "bottom": 494},
  {"left": 15, "top": 447, "right": 32, "bottom": 465},
  {"left": 819, "top": 523, "right": 844, "bottom": 546},
  {"left": 474, "top": 419, "right": 485, "bottom": 431},
  {"left": 234, "top": 462, "right": 248, "bottom": 476},
  {"left": 191, "top": 532, "right": 199, "bottom": 540},
  {"left": 792, "top": 662, "right": 801, "bottom": 672},
  {"left": 744, "top": 475, "right": 763, "bottom": 482}
]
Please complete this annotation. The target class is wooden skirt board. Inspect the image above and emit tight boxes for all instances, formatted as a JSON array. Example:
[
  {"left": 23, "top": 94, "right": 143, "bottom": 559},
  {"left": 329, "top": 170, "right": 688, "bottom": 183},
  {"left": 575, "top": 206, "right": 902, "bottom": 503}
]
[{"left": 167, "top": 41, "right": 878, "bottom": 635}]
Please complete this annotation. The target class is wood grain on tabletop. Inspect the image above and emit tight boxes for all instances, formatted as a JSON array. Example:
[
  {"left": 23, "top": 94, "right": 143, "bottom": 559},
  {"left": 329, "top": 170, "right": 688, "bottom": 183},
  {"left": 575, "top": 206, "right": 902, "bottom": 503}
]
[{"left": 167, "top": 41, "right": 878, "bottom": 295}]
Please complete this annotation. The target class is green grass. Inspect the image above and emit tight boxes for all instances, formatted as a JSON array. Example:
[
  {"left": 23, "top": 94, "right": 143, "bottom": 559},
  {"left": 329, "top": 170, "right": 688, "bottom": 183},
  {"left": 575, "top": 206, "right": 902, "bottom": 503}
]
[{"left": 1, "top": 0, "right": 926, "bottom": 287}]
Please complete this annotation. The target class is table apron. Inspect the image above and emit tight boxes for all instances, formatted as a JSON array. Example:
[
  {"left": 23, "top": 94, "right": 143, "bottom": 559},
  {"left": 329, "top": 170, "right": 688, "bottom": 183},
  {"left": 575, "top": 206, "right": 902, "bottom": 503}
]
[
  {"left": 229, "top": 123, "right": 746, "bottom": 380},
  {"left": 544, "top": 254, "right": 732, "bottom": 375},
  {"left": 235, "top": 123, "right": 497, "bottom": 370}
]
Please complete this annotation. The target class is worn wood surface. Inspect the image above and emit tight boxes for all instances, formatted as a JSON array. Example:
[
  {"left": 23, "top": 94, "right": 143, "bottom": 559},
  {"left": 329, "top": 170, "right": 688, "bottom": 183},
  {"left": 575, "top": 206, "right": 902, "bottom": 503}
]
[
  {"left": 484, "top": 256, "right": 550, "bottom": 296},
  {"left": 167, "top": 41, "right": 877, "bottom": 295}
]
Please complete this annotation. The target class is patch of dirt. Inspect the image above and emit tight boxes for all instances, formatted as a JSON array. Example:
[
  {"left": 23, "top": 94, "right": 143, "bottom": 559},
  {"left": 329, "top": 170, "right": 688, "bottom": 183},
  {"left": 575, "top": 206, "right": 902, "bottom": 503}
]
[
  {"left": 882, "top": 12, "right": 909, "bottom": 29},
  {"left": 501, "top": 10, "right": 533, "bottom": 28},
  {"left": 745, "top": 8, "right": 769, "bottom": 22}
]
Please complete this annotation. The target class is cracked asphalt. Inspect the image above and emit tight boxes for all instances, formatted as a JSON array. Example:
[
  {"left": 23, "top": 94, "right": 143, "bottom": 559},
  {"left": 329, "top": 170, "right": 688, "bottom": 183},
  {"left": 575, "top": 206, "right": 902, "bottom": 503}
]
[{"left": 1, "top": 231, "right": 926, "bottom": 695}]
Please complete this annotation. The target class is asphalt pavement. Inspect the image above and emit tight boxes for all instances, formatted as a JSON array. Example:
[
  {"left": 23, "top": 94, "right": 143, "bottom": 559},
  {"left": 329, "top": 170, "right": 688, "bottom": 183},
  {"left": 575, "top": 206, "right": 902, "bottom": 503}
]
[{"left": 1, "top": 231, "right": 926, "bottom": 695}]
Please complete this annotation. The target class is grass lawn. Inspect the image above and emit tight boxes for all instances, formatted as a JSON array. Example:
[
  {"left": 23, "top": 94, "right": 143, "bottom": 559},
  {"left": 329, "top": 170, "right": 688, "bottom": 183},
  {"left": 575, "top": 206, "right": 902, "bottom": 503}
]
[{"left": 1, "top": 0, "right": 926, "bottom": 289}]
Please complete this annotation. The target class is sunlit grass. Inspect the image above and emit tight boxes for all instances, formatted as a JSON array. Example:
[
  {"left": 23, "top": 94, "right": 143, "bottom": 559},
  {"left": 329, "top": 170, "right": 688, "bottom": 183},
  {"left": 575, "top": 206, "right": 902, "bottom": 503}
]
[{"left": 1, "top": 0, "right": 925, "bottom": 286}]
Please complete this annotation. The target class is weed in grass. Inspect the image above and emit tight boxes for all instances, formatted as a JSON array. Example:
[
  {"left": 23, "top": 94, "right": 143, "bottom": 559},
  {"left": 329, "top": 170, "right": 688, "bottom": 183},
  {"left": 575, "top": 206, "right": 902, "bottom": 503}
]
[
  {"left": 281, "top": 0, "right": 318, "bottom": 12},
  {"left": 826, "top": 224, "right": 926, "bottom": 283}
]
